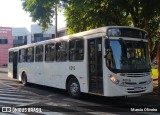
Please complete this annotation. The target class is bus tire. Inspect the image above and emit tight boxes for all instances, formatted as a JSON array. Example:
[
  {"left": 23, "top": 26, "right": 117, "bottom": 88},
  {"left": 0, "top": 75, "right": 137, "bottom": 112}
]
[
  {"left": 21, "top": 72, "right": 27, "bottom": 86},
  {"left": 67, "top": 78, "right": 81, "bottom": 99}
]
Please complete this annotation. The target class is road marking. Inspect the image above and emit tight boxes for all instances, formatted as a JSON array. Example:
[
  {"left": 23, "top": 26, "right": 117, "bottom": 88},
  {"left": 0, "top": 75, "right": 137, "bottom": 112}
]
[
  {"left": 45, "top": 102, "right": 70, "bottom": 106},
  {"left": 0, "top": 83, "right": 49, "bottom": 107},
  {"left": 0, "top": 94, "right": 32, "bottom": 98},
  {"left": 0, "top": 96, "right": 38, "bottom": 102},
  {"left": 87, "top": 112, "right": 117, "bottom": 115},
  {"left": 0, "top": 100, "right": 25, "bottom": 105}
]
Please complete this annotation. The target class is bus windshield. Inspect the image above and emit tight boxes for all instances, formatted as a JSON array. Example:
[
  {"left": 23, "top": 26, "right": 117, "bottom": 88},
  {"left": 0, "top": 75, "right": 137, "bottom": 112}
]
[{"left": 105, "top": 39, "right": 151, "bottom": 73}]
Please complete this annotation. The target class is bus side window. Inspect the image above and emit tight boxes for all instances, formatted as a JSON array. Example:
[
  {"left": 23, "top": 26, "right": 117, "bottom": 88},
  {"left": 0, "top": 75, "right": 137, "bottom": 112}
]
[
  {"left": 35, "top": 45, "right": 43, "bottom": 62},
  {"left": 56, "top": 41, "right": 68, "bottom": 62},
  {"left": 76, "top": 39, "right": 84, "bottom": 60},
  {"left": 9, "top": 51, "right": 13, "bottom": 63},
  {"left": 45, "top": 43, "right": 55, "bottom": 61},
  {"left": 69, "top": 39, "right": 84, "bottom": 61},
  {"left": 19, "top": 49, "right": 26, "bottom": 63},
  {"left": 26, "top": 47, "right": 34, "bottom": 62},
  {"left": 69, "top": 40, "right": 75, "bottom": 61}
]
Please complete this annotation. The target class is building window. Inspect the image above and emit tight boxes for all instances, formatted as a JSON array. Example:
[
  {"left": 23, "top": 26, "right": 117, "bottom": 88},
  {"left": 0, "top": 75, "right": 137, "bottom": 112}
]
[
  {"left": 33, "top": 34, "right": 43, "bottom": 43},
  {"left": 34, "top": 34, "right": 43, "bottom": 38},
  {"left": 45, "top": 43, "right": 55, "bottom": 61},
  {"left": 43, "top": 34, "right": 52, "bottom": 37},
  {"left": 9, "top": 51, "right": 13, "bottom": 63},
  {"left": 56, "top": 41, "right": 68, "bottom": 61},
  {"left": 13, "top": 36, "right": 27, "bottom": 47},
  {"left": 32, "top": 33, "right": 54, "bottom": 43},
  {"left": 35, "top": 45, "right": 43, "bottom": 62},
  {"left": 18, "top": 36, "right": 23, "bottom": 40},
  {"left": 26, "top": 47, "right": 34, "bottom": 62},
  {"left": 19, "top": 49, "right": 26, "bottom": 62},
  {"left": 69, "top": 39, "right": 84, "bottom": 61},
  {"left": 0, "top": 37, "right": 8, "bottom": 44}
]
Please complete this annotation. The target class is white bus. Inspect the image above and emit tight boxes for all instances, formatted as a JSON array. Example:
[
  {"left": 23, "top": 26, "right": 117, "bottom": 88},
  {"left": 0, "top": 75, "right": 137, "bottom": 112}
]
[{"left": 8, "top": 26, "right": 153, "bottom": 98}]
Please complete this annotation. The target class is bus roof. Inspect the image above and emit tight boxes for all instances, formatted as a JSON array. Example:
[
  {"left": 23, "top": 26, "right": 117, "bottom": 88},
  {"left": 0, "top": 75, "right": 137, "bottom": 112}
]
[{"left": 9, "top": 26, "right": 146, "bottom": 51}]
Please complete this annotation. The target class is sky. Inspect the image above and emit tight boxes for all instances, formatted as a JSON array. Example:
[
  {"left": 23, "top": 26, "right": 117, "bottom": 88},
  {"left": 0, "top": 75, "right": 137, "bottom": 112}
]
[{"left": 0, "top": 0, "right": 66, "bottom": 31}]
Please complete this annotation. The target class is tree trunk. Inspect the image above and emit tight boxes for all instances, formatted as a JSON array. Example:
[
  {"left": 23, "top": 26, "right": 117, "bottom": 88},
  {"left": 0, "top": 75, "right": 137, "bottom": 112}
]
[{"left": 55, "top": 5, "right": 58, "bottom": 38}]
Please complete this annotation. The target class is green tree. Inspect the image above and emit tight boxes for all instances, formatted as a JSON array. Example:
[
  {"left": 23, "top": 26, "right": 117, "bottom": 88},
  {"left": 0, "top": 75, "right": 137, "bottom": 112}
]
[
  {"left": 65, "top": 0, "right": 160, "bottom": 59},
  {"left": 64, "top": 0, "right": 131, "bottom": 34},
  {"left": 21, "top": 0, "right": 67, "bottom": 31},
  {"left": 22, "top": 0, "right": 160, "bottom": 59}
]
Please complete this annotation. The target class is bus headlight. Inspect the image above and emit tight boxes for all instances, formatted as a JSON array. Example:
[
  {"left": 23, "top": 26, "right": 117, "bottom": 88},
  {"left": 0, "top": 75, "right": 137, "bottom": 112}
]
[{"left": 109, "top": 75, "right": 119, "bottom": 84}]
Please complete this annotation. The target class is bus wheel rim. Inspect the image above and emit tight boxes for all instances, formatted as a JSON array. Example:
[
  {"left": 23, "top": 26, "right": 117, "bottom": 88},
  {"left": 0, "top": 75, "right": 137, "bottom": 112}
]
[{"left": 70, "top": 82, "right": 79, "bottom": 96}]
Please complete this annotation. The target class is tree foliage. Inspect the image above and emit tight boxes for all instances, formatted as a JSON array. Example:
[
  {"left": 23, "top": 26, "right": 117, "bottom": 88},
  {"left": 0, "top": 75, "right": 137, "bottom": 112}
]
[
  {"left": 64, "top": 0, "right": 131, "bottom": 34},
  {"left": 22, "top": 0, "right": 160, "bottom": 59},
  {"left": 21, "top": 0, "right": 67, "bottom": 30},
  {"left": 65, "top": 0, "right": 160, "bottom": 59}
]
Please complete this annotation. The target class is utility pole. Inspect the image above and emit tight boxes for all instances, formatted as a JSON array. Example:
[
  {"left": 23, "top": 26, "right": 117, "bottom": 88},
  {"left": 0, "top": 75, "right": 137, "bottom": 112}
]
[{"left": 55, "top": 4, "right": 58, "bottom": 38}]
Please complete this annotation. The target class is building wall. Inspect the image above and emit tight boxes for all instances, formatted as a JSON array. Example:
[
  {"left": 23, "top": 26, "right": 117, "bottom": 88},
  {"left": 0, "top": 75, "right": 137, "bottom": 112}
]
[
  {"left": 31, "top": 24, "right": 55, "bottom": 43},
  {"left": 31, "top": 24, "right": 55, "bottom": 34},
  {"left": 12, "top": 27, "right": 30, "bottom": 47},
  {"left": 57, "top": 27, "right": 68, "bottom": 37},
  {"left": 0, "top": 27, "right": 13, "bottom": 66}
]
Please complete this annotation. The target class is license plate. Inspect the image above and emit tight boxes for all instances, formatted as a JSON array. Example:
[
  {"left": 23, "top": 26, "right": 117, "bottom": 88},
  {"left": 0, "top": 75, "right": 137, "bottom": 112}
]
[{"left": 134, "top": 87, "right": 142, "bottom": 91}]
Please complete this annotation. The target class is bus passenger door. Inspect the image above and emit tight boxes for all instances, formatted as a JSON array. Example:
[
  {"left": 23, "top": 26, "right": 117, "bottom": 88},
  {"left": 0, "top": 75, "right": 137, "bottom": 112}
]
[
  {"left": 88, "top": 38, "right": 103, "bottom": 94},
  {"left": 13, "top": 51, "right": 18, "bottom": 79}
]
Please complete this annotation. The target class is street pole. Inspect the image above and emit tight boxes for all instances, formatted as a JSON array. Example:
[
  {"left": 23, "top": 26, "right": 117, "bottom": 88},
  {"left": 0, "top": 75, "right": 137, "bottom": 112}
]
[{"left": 55, "top": 4, "right": 58, "bottom": 38}]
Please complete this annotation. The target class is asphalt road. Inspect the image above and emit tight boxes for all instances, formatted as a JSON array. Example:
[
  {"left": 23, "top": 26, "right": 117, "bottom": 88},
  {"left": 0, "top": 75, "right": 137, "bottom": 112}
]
[{"left": 0, "top": 67, "right": 160, "bottom": 115}]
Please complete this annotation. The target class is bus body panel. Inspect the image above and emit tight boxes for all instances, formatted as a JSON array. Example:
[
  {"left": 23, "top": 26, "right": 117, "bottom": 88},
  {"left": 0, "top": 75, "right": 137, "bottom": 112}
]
[
  {"left": 8, "top": 63, "right": 13, "bottom": 78},
  {"left": 17, "top": 57, "right": 89, "bottom": 92}
]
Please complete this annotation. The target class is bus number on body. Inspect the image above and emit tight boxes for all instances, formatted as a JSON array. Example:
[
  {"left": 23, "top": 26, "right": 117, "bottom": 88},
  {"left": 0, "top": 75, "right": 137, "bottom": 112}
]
[{"left": 69, "top": 66, "right": 75, "bottom": 70}]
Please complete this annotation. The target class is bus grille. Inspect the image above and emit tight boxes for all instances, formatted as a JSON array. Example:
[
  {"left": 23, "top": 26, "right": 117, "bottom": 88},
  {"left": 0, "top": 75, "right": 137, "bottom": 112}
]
[
  {"left": 126, "top": 73, "right": 146, "bottom": 77},
  {"left": 125, "top": 81, "right": 147, "bottom": 85},
  {"left": 127, "top": 87, "right": 146, "bottom": 93}
]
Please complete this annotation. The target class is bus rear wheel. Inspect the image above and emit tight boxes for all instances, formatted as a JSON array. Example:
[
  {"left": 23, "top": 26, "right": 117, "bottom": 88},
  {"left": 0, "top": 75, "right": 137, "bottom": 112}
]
[
  {"left": 21, "top": 72, "right": 27, "bottom": 86},
  {"left": 67, "top": 78, "right": 81, "bottom": 99}
]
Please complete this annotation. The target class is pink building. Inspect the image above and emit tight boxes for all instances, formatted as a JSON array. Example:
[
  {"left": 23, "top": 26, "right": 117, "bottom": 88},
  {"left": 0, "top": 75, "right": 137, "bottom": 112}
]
[{"left": 0, "top": 27, "right": 13, "bottom": 66}]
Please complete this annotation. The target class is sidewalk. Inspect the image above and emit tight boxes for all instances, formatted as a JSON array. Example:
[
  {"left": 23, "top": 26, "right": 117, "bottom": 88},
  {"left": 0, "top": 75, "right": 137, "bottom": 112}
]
[{"left": 0, "top": 66, "right": 7, "bottom": 73}]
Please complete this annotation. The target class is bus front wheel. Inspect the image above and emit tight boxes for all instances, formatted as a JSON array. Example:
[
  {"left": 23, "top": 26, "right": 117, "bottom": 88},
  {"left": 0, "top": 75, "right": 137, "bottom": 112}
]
[
  {"left": 21, "top": 72, "right": 27, "bottom": 86},
  {"left": 67, "top": 78, "right": 81, "bottom": 99}
]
